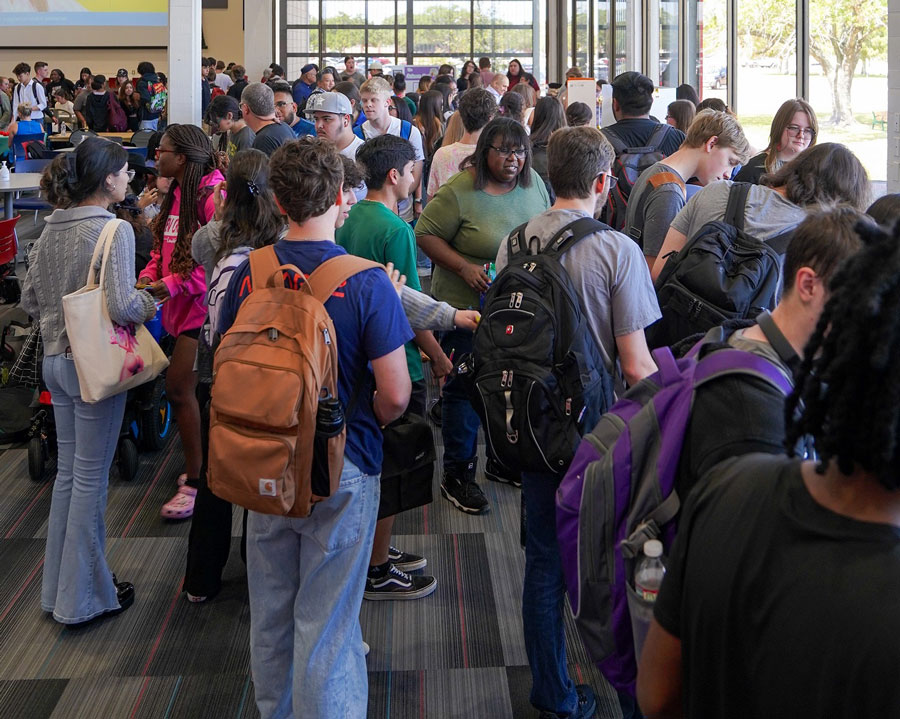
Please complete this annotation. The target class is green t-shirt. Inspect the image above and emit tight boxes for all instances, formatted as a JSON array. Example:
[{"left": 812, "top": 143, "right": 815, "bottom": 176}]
[
  {"left": 337, "top": 199, "right": 424, "bottom": 382},
  {"left": 415, "top": 167, "right": 551, "bottom": 309}
]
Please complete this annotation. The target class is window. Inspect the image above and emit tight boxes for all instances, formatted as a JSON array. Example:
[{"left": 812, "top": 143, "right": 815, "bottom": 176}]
[
  {"left": 686, "top": 0, "right": 727, "bottom": 100},
  {"left": 658, "top": 0, "right": 679, "bottom": 87}
]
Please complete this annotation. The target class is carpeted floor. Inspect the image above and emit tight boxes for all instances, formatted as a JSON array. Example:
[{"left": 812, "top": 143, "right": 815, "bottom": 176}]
[{"left": 0, "top": 214, "right": 621, "bottom": 718}]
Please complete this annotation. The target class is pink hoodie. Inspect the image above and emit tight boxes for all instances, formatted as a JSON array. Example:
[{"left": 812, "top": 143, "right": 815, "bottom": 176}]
[{"left": 141, "top": 170, "right": 225, "bottom": 337}]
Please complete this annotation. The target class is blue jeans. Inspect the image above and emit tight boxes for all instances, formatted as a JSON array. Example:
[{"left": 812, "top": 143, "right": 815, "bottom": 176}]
[
  {"left": 247, "top": 458, "right": 379, "bottom": 719},
  {"left": 439, "top": 328, "right": 481, "bottom": 466},
  {"left": 521, "top": 471, "right": 578, "bottom": 715},
  {"left": 40, "top": 354, "right": 126, "bottom": 624}
]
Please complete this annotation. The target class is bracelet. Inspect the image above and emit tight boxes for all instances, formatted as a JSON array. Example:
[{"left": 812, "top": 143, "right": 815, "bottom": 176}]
[{"left": 414, "top": 198, "right": 423, "bottom": 204}]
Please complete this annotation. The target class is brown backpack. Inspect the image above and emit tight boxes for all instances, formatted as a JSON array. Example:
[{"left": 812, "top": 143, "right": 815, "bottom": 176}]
[{"left": 208, "top": 245, "right": 381, "bottom": 517}]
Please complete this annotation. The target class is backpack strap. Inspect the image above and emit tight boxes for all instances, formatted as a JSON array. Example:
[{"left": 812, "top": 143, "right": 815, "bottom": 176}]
[
  {"left": 765, "top": 228, "right": 793, "bottom": 255},
  {"left": 627, "top": 171, "right": 686, "bottom": 243},
  {"left": 647, "top": 171, "right": 686, "bottom": 194},
  {"left": 724, "top": 182, "right": 752, "bottom": 231},
  {"left": 755, "top": 310, "right": 800, "bottom": 374},
  {"left": 304, "top": 254, "right": 384, "bottom": 305},
  {"left": 541, "top": 216, "right": 610, "bottom": 258},
  {"left": 646, "top": 122, "right": 673, "bottom": 152},
  {"left": 506, "top": 222, "right": 530, "bottom": 259},
  {"left": 693, "top": 347, "right": 793, "bottom": 395},
  {"left": 399, "top": 120, "right": 412, "bottom": 140},
  {"left": 600, "top": 128, "right": 627, "bottom": 156},
  {"left": 248, "top": 245, "right": 285, "bottom": 291}
]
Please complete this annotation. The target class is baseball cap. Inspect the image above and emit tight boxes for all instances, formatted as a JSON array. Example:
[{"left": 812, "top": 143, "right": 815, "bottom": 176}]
[
  {"left": 304, "top": 91, "right": 352, "bottom": 117},
  {"left": 369, "top": 61, "right": 383, "bottom": 71},
  {"left": 117, "top": 68, "right": 129, "bottom": 77},
  {"left": 301, "top": 63, "right": 319, "bottom": 75}
]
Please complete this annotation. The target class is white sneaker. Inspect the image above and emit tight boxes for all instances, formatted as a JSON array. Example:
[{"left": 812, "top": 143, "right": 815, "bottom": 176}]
[{"left": 362, "top": 641, "right": 370, "bottom": 656}]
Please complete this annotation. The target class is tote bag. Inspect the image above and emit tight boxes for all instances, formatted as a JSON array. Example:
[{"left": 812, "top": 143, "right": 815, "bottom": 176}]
[{"left": 63, "top": 219, "right": 169, "bottom": 403}]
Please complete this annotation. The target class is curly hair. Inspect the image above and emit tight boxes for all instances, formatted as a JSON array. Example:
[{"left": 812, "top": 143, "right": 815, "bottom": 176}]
[
  {"left": 152, "top": 124, "right": 224, "bottom": 278},
  {"left": 785, "top": 217, "right": 900, "bottom": 491}
]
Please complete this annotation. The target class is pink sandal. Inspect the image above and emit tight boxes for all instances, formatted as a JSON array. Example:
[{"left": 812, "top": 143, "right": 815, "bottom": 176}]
[{"left": 161, "top": 485, "right": 197, "bottom": 519}]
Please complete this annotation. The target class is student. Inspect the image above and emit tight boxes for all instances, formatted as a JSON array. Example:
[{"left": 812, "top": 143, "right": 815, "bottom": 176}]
[
  {"left": 651, "top": 142, "right": 871, "bottom": 281},
  {"left": 638, "top": 216, "right": 900, "bottom": 719},
  {"left": 626, "top": 109, "right": 750, "bottom": 270},
  {"left": 415, "top": 117, "right": 551, "bottom": 513},
  {"left": 601, "top": 71, "right": 684, "bottom": 155},
  {"left": 240, "top": 82, "right": 295, "bottom": 156},
  {"left": 672, "top": 207, "right": 869, "bottom": 500},
  {"left": 219, "top": 138, "right": 412, "bottom": 719},
  {"left": 206, "top": 94, "right": 255, "bottom": 157},
  {"left": 478, "top": 57, "right": 494, "bottom": 87},
  {"left": 316, "top": 68, "right": 337, "bottom": 94},
  {"left": 84, "top": 75, "right": 113, "bottom": 132},
  {"left": 427, "top": 88, "right": 496, "bottom": 201},
  {"left": 735, "top": 98, "right": 818, "bottom": 184},
  {"left": 341, "top": 56, "right": 366, "bottom": 87},
  {"left": 393, "top": 74, "right": 416, "bottom": 115},
  {"left": 306, "top": 91, "right": 367, "bottom": 199},
  {"left": 665, "top": 99, "right": 696, "bottom": 133},
  {"left": 213, "top": 63, "right": 234, "bottom": 93},
  {"left": 358, "top": 76, "right": 425, "bottom": 222},
  {"left": 269, "top": 82, "right": 316, "bottom": 137},
  {"left": 337, "top": 135, "right": 450, "bottom": 601},
  {"left": 867, "top": 193, "right": 900, "bottom": 228},
  {"left": 136, "top": 61, "right": 164, "bottom": 130},
  {"left": 0, "top": 78, "right": 11, "bottom": 130},
  {"left": 12, "top": 62, "right": 47, "bottom": 121},
  {"left": 200, "top": 58, "right": 212, "bottom": 119},
  {"left": 565, "top": 101, "right": 593, "bottom": 127},
  {"left": 292, "top": 63, "right": 318, "bottom": 108},
  {"left": 139, "top": 125, "right": 226, "bottom": 520},
  {"left": 494, "top": 125, "right": 659, "bottom": 719},
  {"left": 227, "top": 65, "right": 248, "bottom": 100},
  {"left": 6, "top": 102, "right": 44, "bottom": 140},
  {"left": 530, "top": 96, "right": 569, "bottom": 199},
  {"left": 487, "top": 72, "right": 509, "bottom": 103}
]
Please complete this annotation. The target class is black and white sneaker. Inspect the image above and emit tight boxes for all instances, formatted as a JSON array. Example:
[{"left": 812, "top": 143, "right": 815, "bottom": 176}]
[
  {"left": 364, "top": 564, "right": 437, "bottom": 600},
  {"left": 484, "top": 457, "right": 522, "bottom": 488},
  {"left": 441, "top": 468, "right": 490, "bottom": 514},
  {"left": 388, "top": 545, "right": 427, "bottom": 572}
]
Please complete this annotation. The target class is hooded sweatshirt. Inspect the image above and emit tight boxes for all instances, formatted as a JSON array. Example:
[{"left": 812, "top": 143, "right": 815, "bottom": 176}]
[{"left": 140, "top": 169, "right": 224, "bottom": 336}]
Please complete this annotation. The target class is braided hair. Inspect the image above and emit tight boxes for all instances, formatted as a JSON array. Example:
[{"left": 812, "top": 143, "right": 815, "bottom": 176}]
[
  {"left": 785, "top": 217, "right": 900, "bottom": 491},
  {"left": 152, "top": 124, "right": 225, "bottom": 278}
]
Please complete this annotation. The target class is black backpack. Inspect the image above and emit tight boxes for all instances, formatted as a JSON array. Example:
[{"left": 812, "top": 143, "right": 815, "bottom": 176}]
[
  {"left": 603, "top": 123, "right": 674, "bottom": 231},
  {"left": 645, "top": 182, "right": 793, "bottom": 349},
  {"left": 461, "top": 217, "right": 614, "bottom": 478}
]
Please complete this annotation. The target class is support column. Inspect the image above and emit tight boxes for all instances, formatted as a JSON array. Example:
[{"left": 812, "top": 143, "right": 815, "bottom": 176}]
[
  {"left": 168, "top": 0, "right": 202, "bottom": 125},
  {"left": 245, "top": 0, "right": 275, "bottom": 83}
]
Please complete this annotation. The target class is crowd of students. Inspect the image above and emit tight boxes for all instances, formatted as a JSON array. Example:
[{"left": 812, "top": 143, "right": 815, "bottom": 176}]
[{"left": 12, "top": 51, "right": 900, "bottom": 719}]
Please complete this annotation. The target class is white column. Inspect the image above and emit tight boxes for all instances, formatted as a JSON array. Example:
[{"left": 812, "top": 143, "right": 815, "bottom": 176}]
[
  {"left": 245, "top": 0, "right": 275, "bottom": 83},
  {"left": 168, "top": 0, "right": 202, "bottom": 125},
  {"left": 889, "top": 0, "right": 900, "bottom": 192}
]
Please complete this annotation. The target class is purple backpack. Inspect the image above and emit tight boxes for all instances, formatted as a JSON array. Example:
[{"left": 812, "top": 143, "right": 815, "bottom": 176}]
[{"left": 555, "top": 339, "right": 792, "bottom": 696}]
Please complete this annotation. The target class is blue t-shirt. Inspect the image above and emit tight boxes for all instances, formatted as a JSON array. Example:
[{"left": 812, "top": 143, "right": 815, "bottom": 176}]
[
  {"left": 290, "top": 117, "right": 316, "bottom": 138},
  {"left": 15, "top": 119, "right": 43, "bottom": 136},
  {"left": 218, "top": 240, "right": 413, "bottom": 475},
  {"left": 292, "top": 81, "right": 315, "bottom": 107}
]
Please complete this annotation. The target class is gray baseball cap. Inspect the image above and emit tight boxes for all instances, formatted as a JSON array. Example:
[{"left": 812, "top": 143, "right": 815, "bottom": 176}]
[{"left": 304, "top": 91, "right": 352, "bottom": 117}]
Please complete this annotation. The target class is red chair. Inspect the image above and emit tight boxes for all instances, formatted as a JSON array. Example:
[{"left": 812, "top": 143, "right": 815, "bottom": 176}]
[{"left": 0, "top": 215, "right": 21, "bottom": 303}]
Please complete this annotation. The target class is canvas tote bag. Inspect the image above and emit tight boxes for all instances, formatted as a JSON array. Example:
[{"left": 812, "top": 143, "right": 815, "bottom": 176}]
[{"left": 63, "top": 219, "right": 168, "bottom": 403}]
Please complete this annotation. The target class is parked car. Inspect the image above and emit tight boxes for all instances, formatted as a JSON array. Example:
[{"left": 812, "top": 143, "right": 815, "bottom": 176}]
[{"left": 710, "top": 66, "right": 727, "bottom": 89}]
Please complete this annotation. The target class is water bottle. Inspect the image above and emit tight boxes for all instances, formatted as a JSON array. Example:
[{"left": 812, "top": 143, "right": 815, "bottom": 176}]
[
  {"left": 310, "top": 390, "right": 344, "bottom": 497},
  {"left": 0, "top": 161, "right": 9, "bottom": 182},
  {"left": 631, "top": 539, "right": 666, "bottom": 660}
]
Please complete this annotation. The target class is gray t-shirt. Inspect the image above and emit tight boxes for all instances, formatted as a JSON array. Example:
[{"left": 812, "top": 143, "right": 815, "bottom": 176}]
[
  {"left": 671, "top": 180, "right": 807, "bottom": 243},
  {"left": 624, "top": 162, "right": 686, "bottom": 258},
  {"left": 494, "top": 208, "right": 661, "bottom": 378}
]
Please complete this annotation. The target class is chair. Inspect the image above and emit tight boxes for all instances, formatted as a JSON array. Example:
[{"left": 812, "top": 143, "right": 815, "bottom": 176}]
[
  {"left": 12, "top": 160, "right": 53, "bottom": 225},
  {"left": 12, "top": 132, "right": 46, "bottom": 163},
  {"left": 872, "top": 111, "right": 887, "bottom": 131},
  {"left": 69, "top": 129, "right": 96, "bottom": 146},
  {"left": 130, "top": 129, "right": 156, "bottom": 148},
  {"left": 127, "top": 146, "right": 148, "bottom": 159},
  {"left": 0, "top": 135, "right": 8, "bottom": 162},
  {"left": 0, "top": 215, "right": 21, "bottom": 297}
]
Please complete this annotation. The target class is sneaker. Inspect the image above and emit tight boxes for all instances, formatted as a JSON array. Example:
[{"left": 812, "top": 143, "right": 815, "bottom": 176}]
[
  {"left": 388, "top": 545, "right": 427, "bottom": 572},
  {"left": 441, "top": 461, "right": 489, "bottom": 514},
  {"left": 362, "top": 641, "right": 370, "bottom": 656},
  {"left": 364, "top": 564, "right": 437, "bottom": 600},
  {"left": 161, "top": 485, "right": 197, "bottom": 519},
  {"left": 428, "top": 398, "right": 442, "bottom": 426},
  {"left": 539, "top": 685, "right": 598, "bottom": 719},
  {"left": 484, "top": 456, "right": 522, "bottom": 488}
]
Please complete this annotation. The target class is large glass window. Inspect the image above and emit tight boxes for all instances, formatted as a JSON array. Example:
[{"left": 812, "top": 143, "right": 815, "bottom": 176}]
[
  {"left": 686, "top": 0, "right": 727, "bottom": 100},
  {"left": 570, "top": 0, "right": 611, "bottom": 80},
  {"left": 658, "top": 0, "right": 679, "bottom": 87},
  {"left": 283, "top": 0, "right": 541, "bottom": 83},
  {"left": 808, "top": 0, "right": 887, "bottom": 181}
]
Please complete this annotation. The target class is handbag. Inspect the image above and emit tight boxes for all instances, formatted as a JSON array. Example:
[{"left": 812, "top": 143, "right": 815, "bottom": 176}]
[
  {"left": 62, "top": 219, "right": 169, "bottom": 403},
  {"left": 7, "top": 323, "right": 43, "bottom": 388},
  {"left": 378, "top": 412, "right": 436, "bottom": 520}
]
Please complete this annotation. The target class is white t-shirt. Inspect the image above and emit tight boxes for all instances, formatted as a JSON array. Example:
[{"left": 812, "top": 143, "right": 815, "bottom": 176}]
[
  {"left": 214, "top": 74, "right": 234, "bottom": 92},
  {"left": 360, "top": 116, "right": 425, "bottom": 221},
  {"left": 13, "top": 79, "right": 47, "bottom": 121},
  {"left": 427, "top": 142, "right": 476, "bottom": 200},
  {"left": 339, "top": 134, "right": 367, "bottom": 201}
]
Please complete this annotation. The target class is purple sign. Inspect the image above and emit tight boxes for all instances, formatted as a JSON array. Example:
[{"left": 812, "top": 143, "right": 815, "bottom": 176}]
[{"left": 403, "top": 66, "right": 439, "bottom": 83}]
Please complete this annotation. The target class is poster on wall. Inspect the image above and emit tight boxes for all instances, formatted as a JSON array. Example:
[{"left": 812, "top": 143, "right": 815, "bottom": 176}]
[
  {"left": 0, "top": 0, "right": 168, "bottom": 45},
  {"left": 403, "top": 66, "right": 440, "bottom": 84}
]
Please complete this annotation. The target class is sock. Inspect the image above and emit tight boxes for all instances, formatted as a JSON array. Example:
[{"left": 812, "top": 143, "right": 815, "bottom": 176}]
[{"left": 368, "top": 561, "right": 390, "bottom": 578}]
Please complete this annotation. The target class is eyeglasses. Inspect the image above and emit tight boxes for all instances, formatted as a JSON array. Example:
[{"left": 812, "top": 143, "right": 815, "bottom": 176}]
[
  {"left": 120, "top": 169, "right": 136, "bottom": 181},
  {"left": 786, "top": 124, "right": 815, "bottom": 138},
  {"left": 598, "top": 173, "right": 618, "bottom": 188},
  {"left": 274, "top": 101, "right": 292, "bottom": 108},
  {"left": 489, "top": 146, "right": 527, "bottom": 158},
  {"left": 155, "top": 148, "right": 175, "bottom": 158}
]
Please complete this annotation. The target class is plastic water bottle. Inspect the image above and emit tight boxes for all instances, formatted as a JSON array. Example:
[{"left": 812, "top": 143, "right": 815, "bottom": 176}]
[
  {"left": 0, "top": 161, "right": 9, "bottom": 182},
  {"left": 631, "top": 539, "right": 666, "bottom": 659}
]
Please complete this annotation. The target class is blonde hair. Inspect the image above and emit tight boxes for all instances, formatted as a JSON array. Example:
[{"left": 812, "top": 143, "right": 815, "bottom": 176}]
[
  {"left": 360, "top": 76, "right": 392, "bottom": 97},
  {"left": 16, "top": 102, "right": 32, "bottom": 120},
  {"left": 442, "top": 111, "right": 465, "bottom": 146},
  {"left": 685, "top": 109, "right": 751, "bottom": 164}
]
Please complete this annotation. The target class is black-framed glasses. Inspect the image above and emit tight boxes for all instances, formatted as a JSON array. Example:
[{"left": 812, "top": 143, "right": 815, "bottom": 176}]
[
  {"left": 274, "top": 100, "right": 292, "bottom": 108},
  {"left": 786, "top": 124, "right": 815, "bottom": 138},
  {"left": 489, "top": 146, "right": 527, "bottom": 158}
]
